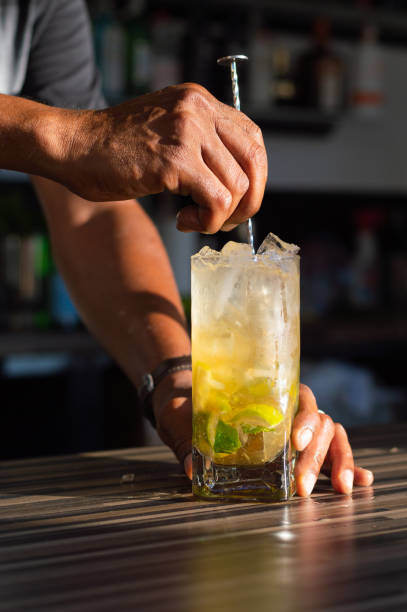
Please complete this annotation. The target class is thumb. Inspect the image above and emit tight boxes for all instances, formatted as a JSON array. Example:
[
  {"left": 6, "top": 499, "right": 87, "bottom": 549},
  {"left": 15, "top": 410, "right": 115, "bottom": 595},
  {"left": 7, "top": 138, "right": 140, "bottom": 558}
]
[
  {"left": 154, "top": 395, "right": 192, "bottom": 472},
  {"left": 184, "top": 453, "right": 193, "bottom": 480}
]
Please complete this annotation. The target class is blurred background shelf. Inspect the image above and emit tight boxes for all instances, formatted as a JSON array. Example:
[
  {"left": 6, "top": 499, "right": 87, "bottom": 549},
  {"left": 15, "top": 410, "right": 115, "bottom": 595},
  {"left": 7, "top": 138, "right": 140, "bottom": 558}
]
[
  {"left": 0, "top": 330, "right": 103, "bottom": 357},
  {"left": 248, "top": 107, "right": 340, "bottom": 134},
  {"left": 301, "top": 314, "right": 407, "bottom": 359},
  {"left": 126, "top": 0, "right": 407, "bottom": 45}
]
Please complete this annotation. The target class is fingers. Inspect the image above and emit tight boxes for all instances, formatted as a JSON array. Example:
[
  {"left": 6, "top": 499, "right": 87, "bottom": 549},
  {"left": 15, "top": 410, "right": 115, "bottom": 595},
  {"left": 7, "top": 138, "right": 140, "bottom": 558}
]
[
  {"left": 159, "top": 84, "right": 267, "bottom": 233},
  {"left": 176, "top": 128, "right": 262, "bottom": 234},
  {"left": 292, "top": 384, "right": 374, "bottom": 498},
  {"left": 201, "top": 141, "right": 250, "bottom": 213},
  {"left": 295, "top": 413, "right": 335, "bottom": 497},
  {"left": 327, "top": 423, "right": 355, "bottom": 495},
  {"left": 354, "top": 466, "right": 374, "bottom": 487},
  {"left": 175, "top": 165, "right": 233, "bottom": 233},
  {"left": 292, "top": 384, "right": 321, "bottom": 452},
  {"left": 215, "top": 114, "right": 267, "bottom": 224}
]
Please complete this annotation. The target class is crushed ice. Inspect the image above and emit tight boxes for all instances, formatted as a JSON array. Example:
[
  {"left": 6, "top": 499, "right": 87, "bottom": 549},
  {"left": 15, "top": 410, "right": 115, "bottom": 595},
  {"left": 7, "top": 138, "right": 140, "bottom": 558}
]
[{"left": 193, "top": 232, "right": 299, "bottom": 262}]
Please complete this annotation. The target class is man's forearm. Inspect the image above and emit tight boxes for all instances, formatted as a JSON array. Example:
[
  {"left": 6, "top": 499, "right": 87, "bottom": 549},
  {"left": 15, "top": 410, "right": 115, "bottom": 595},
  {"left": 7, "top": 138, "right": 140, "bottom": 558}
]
[
  {"left": 31, "top": 176, "right": 191, "bottom": 388},
  {"left": 0, "top": 94, "right": 78, "bottom": 180}
]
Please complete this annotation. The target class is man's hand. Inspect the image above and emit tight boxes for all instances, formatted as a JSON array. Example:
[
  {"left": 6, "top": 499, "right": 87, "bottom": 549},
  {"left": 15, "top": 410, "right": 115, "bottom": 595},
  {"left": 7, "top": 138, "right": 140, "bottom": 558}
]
[
  {"left": 61, "top": 83, "right": 267, "bottom": 234},
  {"left": 154, "top": 380, "right": 374, "bottom": 496},
  {"left": 292, "top": 385, "right": 373, "bottom": 496},
  {"left": 1, "top": 86, "right": 266, "bottom": 233}
]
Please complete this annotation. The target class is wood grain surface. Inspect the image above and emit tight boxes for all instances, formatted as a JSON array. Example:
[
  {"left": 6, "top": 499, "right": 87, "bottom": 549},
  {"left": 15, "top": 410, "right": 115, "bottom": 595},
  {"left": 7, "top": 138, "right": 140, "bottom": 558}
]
[{"left": 0, "top": 424, "right": 406, "bottom": 612}]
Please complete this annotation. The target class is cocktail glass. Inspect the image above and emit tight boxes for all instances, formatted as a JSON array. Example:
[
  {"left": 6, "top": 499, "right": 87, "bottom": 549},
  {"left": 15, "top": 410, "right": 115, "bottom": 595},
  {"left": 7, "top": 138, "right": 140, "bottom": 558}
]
[{"left": 191, "top": 233, "right": 300, "bottom": 502}]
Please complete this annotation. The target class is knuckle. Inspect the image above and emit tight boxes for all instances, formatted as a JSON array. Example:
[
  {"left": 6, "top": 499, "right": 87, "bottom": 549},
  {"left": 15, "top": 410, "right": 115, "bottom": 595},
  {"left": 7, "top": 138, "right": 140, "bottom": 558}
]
[
  {"left": 171, "top": 109, "right": 201, "bottom": 141},
  {"left": 248, "top": 119, "right": 262, "bottom": 140},
  {"left": 321, "top": 414, "right": 335, "bottom": 435},
  {"left": 235, "top": 171, "right": 249, "bottom": 195},
  {"left": 171, "top": 110, "right": 190, "bottom": 135},
  {"left": 239, "top": 114, "right": 262, "bottom": 137},
  {"left": 312, "top": 452, "right": 324, "bottom": 470},
  {"left": 213, "top": 187, "right": 232, "bottom": 211},
  {"left": 177, "top": 83, "right": 208, "bottom": 107},
  {"left": 246, "top": 142, "right": 267, "bottom": 168},
  {"left": 335, "top": 422, "right": 348, "bottom": 438},
  {"left": 299, "top": 384, "right": 316, "bottom": 402},
  {"left": 254, "top": 122, "right": 263, "bottom": 139}
]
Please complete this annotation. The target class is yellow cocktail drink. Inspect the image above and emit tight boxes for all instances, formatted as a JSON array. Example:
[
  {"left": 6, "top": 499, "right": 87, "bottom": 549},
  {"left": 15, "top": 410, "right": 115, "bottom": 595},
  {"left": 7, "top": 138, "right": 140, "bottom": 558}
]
[{"left": 191, "top": 233, "right": 300, "bottom": 501}]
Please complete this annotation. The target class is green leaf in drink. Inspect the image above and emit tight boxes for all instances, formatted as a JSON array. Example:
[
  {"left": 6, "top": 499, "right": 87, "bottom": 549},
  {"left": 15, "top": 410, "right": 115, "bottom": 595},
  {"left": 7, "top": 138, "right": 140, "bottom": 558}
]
[{"left": 213, "top": 420, "right": 241, "bottom": 454}]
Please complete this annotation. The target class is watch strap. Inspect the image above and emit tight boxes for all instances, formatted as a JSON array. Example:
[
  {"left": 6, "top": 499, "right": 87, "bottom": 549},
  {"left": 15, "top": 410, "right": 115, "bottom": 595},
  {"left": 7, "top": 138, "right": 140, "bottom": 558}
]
[{"left": 138, "top": 355, "right": 192, "bottom": 428}]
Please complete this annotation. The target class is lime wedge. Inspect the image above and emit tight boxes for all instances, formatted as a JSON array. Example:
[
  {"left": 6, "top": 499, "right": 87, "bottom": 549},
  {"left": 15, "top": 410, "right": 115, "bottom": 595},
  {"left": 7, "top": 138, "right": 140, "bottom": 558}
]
[
  {"left": 231, "top": 403, "right": 283, "bottom": 432},
  {"left": 213, "top": 420, "right": 241, "bottom": 454},
  {"left": 194, "top": 362, "right": 224, "bottom": 390},
  {"left": 206, "top": 389, "right": 231, "bottom": 414},
  {"left": 231, "top": 377, "right": 275, "bottom": 406},
  {"left": 246, "top": 378, "right": 274, "bottom": 398},
  {"left": 206, "top": 412, "right": 218, "bottom": 447},
  {"left": 193, "top": 411, "right": 219, "bottom": 456}
]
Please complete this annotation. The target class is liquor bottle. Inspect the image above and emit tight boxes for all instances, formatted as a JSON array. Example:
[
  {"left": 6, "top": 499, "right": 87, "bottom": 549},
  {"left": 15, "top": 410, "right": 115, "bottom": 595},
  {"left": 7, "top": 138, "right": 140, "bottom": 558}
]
[
  {"left": 93, "top": 0, "right": 126, "bottom": 102},
  {"left": 348, "top": 209, "right": 384, "bottom": 310},
  {"left": 296, "top": 18, "right": 344, "bottom": 113},
  {"left": 33, "top": 234, "right": 52, "bottom": 329},
  {"left": 3, "top": 233, "right": 52, "bottom": 330},
  {"left": 150, "top": 12, "right": 186, "bottom": 91},
  {"left": 271, "top": 42, "right": 296, "bottom": 107},
  {"left": 125, "top": 0, "right": 152, "bottom": 96},
  {"left": 352, "top": 1, "right": 383, "bottom": 119},
  {"left": 249, "top": 29, "right": 274, "bottom": 108},
  {"left": 184, "top": 19, "right": 225, "bottom": 96},
  {"left": 50, "top": 273, "right": 79, "bottom": 330}
]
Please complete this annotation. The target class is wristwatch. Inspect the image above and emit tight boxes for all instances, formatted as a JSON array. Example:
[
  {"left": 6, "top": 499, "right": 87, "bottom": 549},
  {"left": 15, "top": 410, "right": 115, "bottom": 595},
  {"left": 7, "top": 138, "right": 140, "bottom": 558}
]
[{"left": 137, "top": 355, "right": 192, "bottom": 428}]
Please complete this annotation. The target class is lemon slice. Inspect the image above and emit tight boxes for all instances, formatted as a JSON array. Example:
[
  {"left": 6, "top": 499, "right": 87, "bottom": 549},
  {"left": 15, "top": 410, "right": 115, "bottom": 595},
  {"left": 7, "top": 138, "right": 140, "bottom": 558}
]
[{"left": 231, "top": 403, "right": 283, "bottom": 433}]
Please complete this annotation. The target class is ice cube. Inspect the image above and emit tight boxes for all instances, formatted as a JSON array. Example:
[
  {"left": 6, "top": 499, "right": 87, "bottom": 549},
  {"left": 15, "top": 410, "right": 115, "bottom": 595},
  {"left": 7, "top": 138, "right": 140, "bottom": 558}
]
[
  {"left": 195, "top": 242, "right": 249, "bottom": 322},
  {"left": 221, "top": 241, "right": 252, "bottom": 260},
  {"left": 257, "top": 232, "right": 299, "bottom": 257},
  {"left": 191, "top": 245, "right": 220, "bottom": 264}
]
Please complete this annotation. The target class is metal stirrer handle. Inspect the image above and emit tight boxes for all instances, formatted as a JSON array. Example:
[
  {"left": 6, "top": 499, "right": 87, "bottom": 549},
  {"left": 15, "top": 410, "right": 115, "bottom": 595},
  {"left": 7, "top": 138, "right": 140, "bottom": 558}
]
[{"left": 217, "top": 54, "right": 255, "bottom": 256}]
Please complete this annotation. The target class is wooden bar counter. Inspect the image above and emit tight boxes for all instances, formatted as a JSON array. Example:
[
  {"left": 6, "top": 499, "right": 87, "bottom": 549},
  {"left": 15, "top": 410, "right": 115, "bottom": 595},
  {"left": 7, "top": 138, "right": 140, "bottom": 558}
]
[{"left": 0, "top": 423, "right": 406, "bottom": 612}]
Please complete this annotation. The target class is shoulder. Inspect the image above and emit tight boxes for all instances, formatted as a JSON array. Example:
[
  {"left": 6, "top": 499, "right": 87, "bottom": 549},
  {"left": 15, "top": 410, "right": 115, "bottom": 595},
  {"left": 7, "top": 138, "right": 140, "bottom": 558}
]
[{"left": 22, "top": 0, "right": 106, "bottom": 110}]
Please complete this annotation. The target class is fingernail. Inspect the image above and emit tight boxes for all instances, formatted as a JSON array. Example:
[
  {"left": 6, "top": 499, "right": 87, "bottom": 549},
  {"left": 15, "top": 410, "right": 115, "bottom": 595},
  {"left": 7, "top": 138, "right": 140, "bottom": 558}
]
[
  {"left": 298, "top": 427, "right": 313, "bottom": 449},
  {"left": 365, "top": 470, "right": 374, "bottom": 485},
  {"left": 301, "top": 472, "right": 317, "bottom": 497},
  {"left": 341, "top": 469, "right": 354, "bottom": 495}
]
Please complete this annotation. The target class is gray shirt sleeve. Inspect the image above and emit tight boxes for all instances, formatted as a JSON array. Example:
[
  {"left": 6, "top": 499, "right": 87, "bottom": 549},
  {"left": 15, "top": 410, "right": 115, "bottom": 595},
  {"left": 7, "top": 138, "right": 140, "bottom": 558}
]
[{"left": 21, "top": 0, "right": 106, "bottom": 110}]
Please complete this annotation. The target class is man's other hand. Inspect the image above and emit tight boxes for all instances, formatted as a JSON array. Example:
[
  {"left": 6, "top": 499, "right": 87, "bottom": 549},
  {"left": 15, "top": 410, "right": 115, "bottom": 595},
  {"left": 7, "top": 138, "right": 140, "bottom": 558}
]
[{"left": 154, "top": 378, "right": 374, "bottom": 497}]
